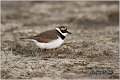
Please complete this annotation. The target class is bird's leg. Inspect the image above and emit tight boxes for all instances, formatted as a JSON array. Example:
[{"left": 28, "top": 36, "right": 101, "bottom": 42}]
[
  {"left": 51, "top": 49, "right": 56, "bottom": 57},
  {"left": 36, "top": 48, "right": 47, "bottom": 56},
  {"left": 44, "top": 49, "right": 54, "bottom": 58},
  {"left": 41, "top": 49, "right": 47, "bottom": 53},
  {"left": 37, "top": 48, "right": 42, "bottom": 56},
  {"left": 44, "top": 49, "right": 47, "bottom": 52}
]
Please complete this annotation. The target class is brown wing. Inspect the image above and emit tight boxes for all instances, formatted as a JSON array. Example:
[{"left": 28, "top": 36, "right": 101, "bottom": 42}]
[{"left": 29, "top": 29, "right": 58, "bottom": 43}]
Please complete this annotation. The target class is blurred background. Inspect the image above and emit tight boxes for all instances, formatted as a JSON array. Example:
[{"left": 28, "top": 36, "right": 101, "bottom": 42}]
[
  {"left": 1, "top": 1, "right": 119, "bottom": 79},
  {"left": 1, "top": 1, "right": 119, "bottom": 40}
]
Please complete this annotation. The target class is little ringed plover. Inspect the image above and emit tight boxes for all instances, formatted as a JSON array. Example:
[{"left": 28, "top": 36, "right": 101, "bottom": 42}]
[{"left": 20, "top": 26, "right": 71, "bottom": 49}]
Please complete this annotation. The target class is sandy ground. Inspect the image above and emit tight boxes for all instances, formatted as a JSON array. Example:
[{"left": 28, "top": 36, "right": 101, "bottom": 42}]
[{"left": 1, "top": 1, "right": 119, "bottom": 79}]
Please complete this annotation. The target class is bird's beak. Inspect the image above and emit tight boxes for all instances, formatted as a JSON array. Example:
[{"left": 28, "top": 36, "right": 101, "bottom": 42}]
[{"left": 66, "top": 30, "right": 71, "bottom": 34}]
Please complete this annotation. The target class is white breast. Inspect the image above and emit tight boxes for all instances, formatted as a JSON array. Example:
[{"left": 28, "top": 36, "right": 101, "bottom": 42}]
[{"left": 31, "top": 37, "right": 64, "bottom": 49}]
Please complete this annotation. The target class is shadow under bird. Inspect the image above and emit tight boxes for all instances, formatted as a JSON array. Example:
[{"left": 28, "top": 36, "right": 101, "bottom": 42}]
[{"left": 20, "top": 26, "right": 71, "bottom": 49}]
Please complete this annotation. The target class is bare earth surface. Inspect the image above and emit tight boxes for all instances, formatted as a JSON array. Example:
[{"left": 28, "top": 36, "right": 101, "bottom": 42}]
[{"left": 1, "top": 1, "right": 119, "bottom": 79}]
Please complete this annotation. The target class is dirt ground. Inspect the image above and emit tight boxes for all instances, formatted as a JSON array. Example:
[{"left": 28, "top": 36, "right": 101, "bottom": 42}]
[{"left": 1, "top": 1, "right": 119, "bottom": 79}]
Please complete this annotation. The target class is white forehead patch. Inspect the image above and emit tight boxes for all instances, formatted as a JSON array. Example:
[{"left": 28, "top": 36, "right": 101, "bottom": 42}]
[{"left": 61, "top": 27, "right": 66, "bottom": 30}]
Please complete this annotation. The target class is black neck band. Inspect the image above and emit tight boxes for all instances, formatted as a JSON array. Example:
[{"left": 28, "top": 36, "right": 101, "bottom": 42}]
[{"left": 56, "top": 30, "right": 65, "bottom": 40}]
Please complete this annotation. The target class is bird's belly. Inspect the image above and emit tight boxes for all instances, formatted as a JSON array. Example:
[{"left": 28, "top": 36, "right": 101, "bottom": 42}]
[{"left": 32, "top": 37, "right": 64, "bottom": 49}]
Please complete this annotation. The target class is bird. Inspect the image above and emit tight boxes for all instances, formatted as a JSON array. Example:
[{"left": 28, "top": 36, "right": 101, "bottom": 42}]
[{"left": 20, "top": 26, "right": 71, "bottom": 49}]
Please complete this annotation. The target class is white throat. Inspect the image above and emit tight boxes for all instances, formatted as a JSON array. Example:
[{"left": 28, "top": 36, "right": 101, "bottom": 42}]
[{"left": 56, "top": 28, "right": 68, "bottom": 36}]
